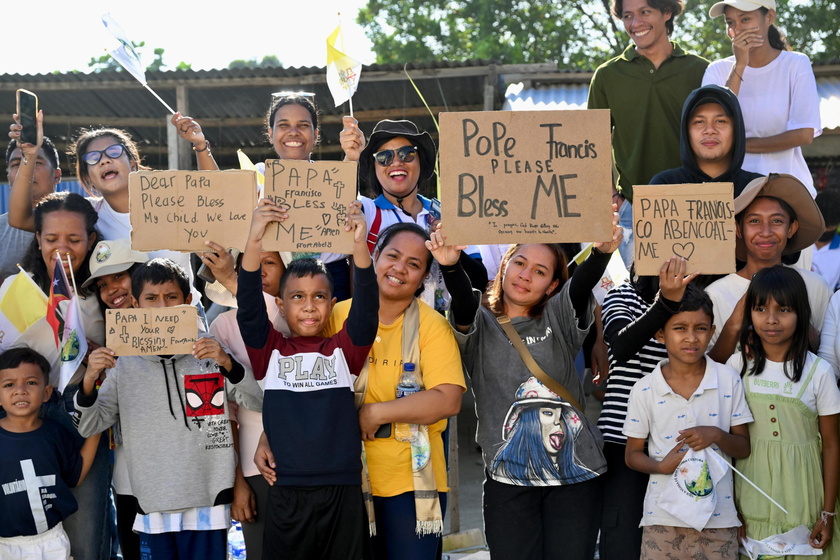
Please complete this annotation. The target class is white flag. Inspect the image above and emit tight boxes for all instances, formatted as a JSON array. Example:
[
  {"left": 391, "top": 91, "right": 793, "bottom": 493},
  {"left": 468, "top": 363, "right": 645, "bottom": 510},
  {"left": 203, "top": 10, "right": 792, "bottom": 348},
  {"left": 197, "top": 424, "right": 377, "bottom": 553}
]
[
  {"left": 656, "top": 447, "right": 729, "bottom": 531},
  {"left": 58, "top": 294, "right": 87, "bottom": 393}
]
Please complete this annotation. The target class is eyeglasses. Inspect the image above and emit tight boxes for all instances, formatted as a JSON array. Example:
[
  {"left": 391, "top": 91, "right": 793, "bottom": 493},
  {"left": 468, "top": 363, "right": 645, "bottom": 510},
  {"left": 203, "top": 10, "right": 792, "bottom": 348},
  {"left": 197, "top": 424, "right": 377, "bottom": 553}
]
[
  {"left": 82, "top": 144, "right": 126, "bottom": 166},
  {"left": 372, "top": 145, "right": 418, "bottom": 167}
]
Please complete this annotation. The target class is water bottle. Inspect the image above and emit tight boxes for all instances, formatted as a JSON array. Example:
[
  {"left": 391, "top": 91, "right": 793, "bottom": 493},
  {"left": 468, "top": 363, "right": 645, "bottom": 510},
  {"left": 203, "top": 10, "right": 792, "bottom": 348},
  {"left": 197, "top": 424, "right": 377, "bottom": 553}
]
[
  {"left": 227, "top": 520, "right": 246, "bottom": 559},
  {"left": 394, "top": 363, "right": 421, "bottom": 442}
]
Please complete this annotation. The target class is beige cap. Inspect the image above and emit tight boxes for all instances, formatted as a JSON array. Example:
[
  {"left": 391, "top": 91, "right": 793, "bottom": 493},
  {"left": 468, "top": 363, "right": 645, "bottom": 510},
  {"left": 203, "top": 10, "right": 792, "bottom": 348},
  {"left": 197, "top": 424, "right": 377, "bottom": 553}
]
[
  {"left": 82, "top": 239, "right": 149, "bottom": 288},
  {"left": 709, "top": 0, "right": 776, "bottom": 17},
  {"left": 734, "top": 174, "right": 824, "bottom": 261}
]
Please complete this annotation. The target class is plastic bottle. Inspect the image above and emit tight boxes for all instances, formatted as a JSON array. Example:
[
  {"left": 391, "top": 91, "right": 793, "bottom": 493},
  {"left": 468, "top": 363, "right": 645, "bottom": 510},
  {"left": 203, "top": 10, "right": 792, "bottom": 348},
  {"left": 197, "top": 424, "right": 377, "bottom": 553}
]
[
  {"left": 394, "top": 363, "right": 421, "bottom": 442},
  {"left": 227, "top": 520, "right": 246, "bottom": 559}
]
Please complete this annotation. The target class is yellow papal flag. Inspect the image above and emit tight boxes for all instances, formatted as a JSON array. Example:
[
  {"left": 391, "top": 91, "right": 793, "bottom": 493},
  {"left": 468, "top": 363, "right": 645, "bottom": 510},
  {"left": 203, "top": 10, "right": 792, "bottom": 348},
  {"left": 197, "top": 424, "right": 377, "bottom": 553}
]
[
  {"left": 0, "top": 271, "right": 48, "bottom": 350},
  {"left": 326, "top": 24, "right": 362, "bottom": 108}
]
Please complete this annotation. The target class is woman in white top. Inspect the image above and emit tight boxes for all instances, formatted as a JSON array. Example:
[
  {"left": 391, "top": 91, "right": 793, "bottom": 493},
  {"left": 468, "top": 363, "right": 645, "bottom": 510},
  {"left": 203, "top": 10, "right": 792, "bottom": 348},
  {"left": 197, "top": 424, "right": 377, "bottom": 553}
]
[{"left": 703, "top": 0, "right": 821, "bottom": 196}]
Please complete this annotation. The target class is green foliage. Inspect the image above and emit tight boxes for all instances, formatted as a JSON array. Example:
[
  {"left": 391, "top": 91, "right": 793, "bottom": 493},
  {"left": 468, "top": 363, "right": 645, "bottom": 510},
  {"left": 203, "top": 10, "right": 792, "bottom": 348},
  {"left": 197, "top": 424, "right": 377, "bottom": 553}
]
[
  {"left": 227, "top": 55, "right": 283, "bottom": 70},
  {"left": 87, "top": 41, "right": 192, "bottom": 72},
  {"left": 358, "top": 0, "right": 839, "bottom": 69}
]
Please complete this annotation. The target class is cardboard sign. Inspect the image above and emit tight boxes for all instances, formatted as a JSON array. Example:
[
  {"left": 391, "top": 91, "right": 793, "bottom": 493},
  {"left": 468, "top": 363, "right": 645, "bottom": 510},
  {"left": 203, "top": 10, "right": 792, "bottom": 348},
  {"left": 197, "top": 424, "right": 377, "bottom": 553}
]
[
  {"left": 633, "top": 183, "right": 736, "bottom": 275},
  {"left": 129, "top": 170, "right": 257, "bottom": 252},
  {"left": 439, "top": 110, "right": 613, "bottom": 245},
  {"left": 262, "top": 159, "right": 357, "bottom": 253},
  {"left": 106, "top": 306, "right": 197, "bottom": 356}
]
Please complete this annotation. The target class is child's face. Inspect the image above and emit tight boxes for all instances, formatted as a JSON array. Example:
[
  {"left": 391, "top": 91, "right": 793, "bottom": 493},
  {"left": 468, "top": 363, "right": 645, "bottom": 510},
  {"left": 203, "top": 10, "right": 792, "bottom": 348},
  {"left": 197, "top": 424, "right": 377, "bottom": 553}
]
[
  {"left": 751, "top": 297, "right": 797, "bottom": 353},
  {"left": 260, "top": 252, "right": 284, "bottom": 298},
  {"left": 656, "top": 309, "right": 715, "bottom": 367},
  {"left": 0, "top": 363, "right": 52, "bottom": 422},
  {"left": 96, "top": 271, "right": 134, "bottom": 309},
  {"left": 736, "top": 197, "right": 798, "bottom": 264},
  {"left": 136, "top": 280, "right": 191, "bottom": 308},
  {"left": 278, "top": 273, "right": 336, "bottom": 337}
]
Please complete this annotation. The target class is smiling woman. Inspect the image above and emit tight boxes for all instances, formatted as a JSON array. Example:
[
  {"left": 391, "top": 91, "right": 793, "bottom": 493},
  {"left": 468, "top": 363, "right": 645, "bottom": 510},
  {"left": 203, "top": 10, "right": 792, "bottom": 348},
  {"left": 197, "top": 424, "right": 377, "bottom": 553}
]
[
  {"left": 706, "top": 174, "right": 829, "bottom": 363},
  {"left": 703, "top": 0, "right": 822, "bottom": 196},
  {"left": 428, "top": 210, "right": 622, "bottom": 559}
]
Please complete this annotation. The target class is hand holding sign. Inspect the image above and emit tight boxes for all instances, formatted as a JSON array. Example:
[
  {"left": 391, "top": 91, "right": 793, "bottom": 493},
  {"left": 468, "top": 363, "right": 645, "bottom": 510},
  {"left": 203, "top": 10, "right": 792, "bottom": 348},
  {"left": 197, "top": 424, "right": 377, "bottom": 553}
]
[
  {"left": 425, "top": 223, "right": 466, "bottom": 267},
  {"left": 659, "top": 257, "right": 700, "bottom": 302},
  {"left": 248, "top": 199, "right": 289, "bottom": 247},
  {"left": 593, "top": 203, "right": 623, "bottom": 255}
]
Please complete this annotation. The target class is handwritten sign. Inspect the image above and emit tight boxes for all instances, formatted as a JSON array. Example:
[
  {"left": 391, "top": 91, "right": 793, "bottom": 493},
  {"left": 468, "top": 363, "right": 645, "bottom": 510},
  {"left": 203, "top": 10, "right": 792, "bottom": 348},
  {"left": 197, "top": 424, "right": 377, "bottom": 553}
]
[
  {"left": 129, "top": 170, "right": 257, "bottom": 252},
  {"left": 439, "top": 110, "right": 613, "bottom": 245},
  {"left": 106, "top": 306, "right": 197, "bottom": 356},
  {"left": 633, "top": 183, "right": 736, "bottom": 275},
  {"left": 262, "top": 159, "right": 357, "bottom": 253}
]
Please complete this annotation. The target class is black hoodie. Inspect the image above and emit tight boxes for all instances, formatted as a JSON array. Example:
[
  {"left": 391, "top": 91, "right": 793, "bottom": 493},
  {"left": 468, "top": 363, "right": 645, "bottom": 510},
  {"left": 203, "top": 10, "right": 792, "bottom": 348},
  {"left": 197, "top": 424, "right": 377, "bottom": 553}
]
[{"left": 650, "top": 85, "right": 762, "bottom": 196}]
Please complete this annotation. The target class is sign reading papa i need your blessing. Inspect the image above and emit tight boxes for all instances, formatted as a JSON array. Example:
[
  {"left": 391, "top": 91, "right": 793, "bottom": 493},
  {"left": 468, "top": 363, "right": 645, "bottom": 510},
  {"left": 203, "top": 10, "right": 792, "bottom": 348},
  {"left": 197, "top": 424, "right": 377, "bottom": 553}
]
[
  {"left": 439, "top": 110, "right": 613, "bottom": 245},
  {"left": 262, "top": 159, "right": 358, "bottom": 254},
  {"left": 106, "top": 306, "right": 197, "bottom": 356},
  {"left": 632, "top": 183, "right": 736, "bottom": 276},
  {"left": 129, "top": 170, "right": 257, "bottom": 252}
]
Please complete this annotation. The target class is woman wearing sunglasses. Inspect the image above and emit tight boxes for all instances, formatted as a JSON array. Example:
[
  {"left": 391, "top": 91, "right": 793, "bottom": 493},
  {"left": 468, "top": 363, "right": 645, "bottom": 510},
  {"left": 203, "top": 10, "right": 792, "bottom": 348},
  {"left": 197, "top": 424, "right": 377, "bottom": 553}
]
[{"left": 355, "top": 120, "right": 438, "bottom": 241}]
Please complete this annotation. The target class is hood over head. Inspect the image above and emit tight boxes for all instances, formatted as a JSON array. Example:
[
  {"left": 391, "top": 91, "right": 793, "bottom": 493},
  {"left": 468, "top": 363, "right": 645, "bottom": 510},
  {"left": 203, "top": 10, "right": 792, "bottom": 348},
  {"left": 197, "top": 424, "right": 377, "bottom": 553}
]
[{"left": 679, "top": 85, "right": 746, "bottom": 183}]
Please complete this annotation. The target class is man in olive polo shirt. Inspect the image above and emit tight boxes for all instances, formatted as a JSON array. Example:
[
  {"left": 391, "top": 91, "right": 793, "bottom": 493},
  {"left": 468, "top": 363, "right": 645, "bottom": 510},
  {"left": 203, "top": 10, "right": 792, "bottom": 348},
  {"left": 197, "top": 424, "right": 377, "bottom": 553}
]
[{"left": 588, "top": 0, "right": 707, "bottom": 268}]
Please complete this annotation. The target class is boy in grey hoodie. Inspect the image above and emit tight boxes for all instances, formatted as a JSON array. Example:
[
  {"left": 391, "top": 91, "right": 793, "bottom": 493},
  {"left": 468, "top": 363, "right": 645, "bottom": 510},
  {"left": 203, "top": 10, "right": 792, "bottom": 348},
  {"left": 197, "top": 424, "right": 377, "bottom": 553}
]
[{"left": 74, "top": 259, "right": 245, "bottom": 560}]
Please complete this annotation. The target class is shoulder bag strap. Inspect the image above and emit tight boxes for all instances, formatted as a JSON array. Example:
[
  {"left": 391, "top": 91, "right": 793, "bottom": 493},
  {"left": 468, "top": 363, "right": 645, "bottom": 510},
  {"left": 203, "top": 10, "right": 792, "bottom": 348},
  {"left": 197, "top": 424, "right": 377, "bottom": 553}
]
[{"left": 496, "top": 314, "right": 585, "bottom": 412}]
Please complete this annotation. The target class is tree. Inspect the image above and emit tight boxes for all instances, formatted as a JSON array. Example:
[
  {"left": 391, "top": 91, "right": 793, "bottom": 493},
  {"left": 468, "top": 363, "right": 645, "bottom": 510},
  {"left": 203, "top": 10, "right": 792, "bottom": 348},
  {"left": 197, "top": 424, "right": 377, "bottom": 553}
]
[
  {"left": 87, "top": 41, "right": 192, "bottom": 72},
  {"left": 358, "top": 0, "right": 839, "bottom": 70},
  {"left": 227, "top": 55, "right": 283, "bottom": 70}
]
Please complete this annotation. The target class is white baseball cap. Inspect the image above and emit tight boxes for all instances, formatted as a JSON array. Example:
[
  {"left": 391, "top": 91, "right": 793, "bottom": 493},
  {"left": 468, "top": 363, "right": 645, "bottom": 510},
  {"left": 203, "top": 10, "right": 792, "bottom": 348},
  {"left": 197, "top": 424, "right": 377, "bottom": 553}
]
[{"left": 709, "top": 0, "right": 776, "bottom": 17}]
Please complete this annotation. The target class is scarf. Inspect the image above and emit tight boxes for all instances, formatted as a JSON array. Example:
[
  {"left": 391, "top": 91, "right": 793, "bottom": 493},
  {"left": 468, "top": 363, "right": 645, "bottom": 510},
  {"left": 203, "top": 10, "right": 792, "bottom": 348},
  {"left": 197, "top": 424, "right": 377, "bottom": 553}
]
[{"left": 354, "top": 299, "right": 443, "bottom": 536}]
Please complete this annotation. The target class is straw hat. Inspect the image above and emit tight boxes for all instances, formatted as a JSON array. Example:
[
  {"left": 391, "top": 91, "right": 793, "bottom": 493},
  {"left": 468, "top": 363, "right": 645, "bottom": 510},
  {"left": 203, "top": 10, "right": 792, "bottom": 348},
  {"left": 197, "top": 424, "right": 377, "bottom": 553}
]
[{"left": 734, "top": 173, "right": 825, "bottom": 261}]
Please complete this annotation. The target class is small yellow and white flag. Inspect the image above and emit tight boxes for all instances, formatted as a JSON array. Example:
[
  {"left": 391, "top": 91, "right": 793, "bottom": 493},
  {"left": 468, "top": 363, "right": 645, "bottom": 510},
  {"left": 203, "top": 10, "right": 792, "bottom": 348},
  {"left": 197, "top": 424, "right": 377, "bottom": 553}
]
[
  {"left": 326, "top": 24, "right": 362, "bottom": 109},
  {"left": 570, "top": 243, "right": 630, "bottom": 306},
  {"left": 0, "top": 271, "right": 48, "bottom": 351}
]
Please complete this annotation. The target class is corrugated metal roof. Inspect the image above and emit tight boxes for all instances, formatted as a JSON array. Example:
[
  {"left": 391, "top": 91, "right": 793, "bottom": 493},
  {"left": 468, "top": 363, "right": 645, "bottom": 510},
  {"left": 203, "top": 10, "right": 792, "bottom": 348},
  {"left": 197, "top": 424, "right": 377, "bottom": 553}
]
[
  {"left": 818, "top": 76, "right": 840, "bottom": 131},
  {"left": 504, "top": 77, "right": 840, "bottom": 131},
  {"left": 1, "top": 60, "right": 508, "bottom": 173}
]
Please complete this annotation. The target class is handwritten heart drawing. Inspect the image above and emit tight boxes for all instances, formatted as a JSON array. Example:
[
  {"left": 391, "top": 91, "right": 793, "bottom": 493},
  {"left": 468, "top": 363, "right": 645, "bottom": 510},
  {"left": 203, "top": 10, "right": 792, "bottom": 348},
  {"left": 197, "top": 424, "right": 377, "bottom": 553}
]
[
  {"left": 322, "top": 213, "right": 332, "bottom": 226},
  {"left": 672, "top": 242, "right": 695, "bottom": 260}
]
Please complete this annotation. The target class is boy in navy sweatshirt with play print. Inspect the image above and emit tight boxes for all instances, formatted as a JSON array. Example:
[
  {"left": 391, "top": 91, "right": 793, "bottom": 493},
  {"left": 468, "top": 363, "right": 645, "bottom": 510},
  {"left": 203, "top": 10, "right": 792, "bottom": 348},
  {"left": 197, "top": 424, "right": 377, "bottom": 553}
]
[{"left": 236, "top": 199, "right": 378, "bottom": 560}]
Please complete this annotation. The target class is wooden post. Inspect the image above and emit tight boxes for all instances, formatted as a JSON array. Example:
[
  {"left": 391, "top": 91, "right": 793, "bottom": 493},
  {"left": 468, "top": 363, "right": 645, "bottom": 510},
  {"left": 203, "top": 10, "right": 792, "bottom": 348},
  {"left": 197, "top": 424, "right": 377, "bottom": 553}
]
[{"left": 447, "top": 413, "right": 460, "bottom": 533}]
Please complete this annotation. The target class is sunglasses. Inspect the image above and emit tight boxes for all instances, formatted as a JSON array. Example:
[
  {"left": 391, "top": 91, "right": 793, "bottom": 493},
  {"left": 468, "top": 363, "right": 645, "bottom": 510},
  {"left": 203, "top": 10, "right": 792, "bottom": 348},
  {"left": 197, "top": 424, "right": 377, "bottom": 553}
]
[
  {"left": 372, "top": 145, "right": 418, "bottom": 167},
  {"left": 82, "top": 144, "right": 127, "bottom": 166}
]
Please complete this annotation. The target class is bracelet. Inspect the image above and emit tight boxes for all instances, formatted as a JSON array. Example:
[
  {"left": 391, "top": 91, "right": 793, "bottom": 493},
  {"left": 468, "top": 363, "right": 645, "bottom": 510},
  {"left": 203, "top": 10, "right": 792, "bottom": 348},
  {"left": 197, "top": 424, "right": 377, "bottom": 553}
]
[
  {"left": 822, "top": 511, "right": 837, "bottom": 525},
  {"left": 732, "top": 68, "right": 744, "bottom": 82},
  {"left": 193, "top": 140, "right": 211, "bottom": 153}
]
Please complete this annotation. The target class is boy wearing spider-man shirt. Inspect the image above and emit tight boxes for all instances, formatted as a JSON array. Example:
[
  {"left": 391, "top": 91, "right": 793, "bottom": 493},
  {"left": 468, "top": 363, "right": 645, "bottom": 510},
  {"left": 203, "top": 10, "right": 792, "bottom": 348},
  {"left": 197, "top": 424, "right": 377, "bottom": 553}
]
[{"left": 74, "top": 259, "right": 246, "bottom": 560}]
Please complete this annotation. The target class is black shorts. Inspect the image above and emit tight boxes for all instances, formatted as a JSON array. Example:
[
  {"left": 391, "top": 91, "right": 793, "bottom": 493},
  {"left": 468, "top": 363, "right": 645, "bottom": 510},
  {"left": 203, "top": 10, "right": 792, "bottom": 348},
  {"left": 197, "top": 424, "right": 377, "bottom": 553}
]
[{"left": 263, "top": 484, "right": 369, "bottom": 560}]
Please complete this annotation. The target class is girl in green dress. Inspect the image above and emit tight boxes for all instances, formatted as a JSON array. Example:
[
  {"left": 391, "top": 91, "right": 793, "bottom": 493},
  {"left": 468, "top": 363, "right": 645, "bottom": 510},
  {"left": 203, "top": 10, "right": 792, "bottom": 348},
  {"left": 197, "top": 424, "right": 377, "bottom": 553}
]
[{"left": 727, "top": 265, "right": 840, "bottom": 558}]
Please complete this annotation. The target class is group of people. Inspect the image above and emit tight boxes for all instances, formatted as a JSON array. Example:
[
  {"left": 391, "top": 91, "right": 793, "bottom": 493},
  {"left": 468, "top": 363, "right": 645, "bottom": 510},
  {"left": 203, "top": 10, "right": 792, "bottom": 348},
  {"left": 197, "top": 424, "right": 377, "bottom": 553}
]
[{"left": 0, "top": 0, "right": 834, "bottom": 560}]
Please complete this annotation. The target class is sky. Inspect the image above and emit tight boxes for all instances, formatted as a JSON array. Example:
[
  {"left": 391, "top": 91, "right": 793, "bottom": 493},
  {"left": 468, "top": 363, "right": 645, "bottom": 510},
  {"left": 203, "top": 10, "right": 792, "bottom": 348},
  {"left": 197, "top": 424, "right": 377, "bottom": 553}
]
[{"left": 5, "top": 0, "right": 376, "bottom": 76}]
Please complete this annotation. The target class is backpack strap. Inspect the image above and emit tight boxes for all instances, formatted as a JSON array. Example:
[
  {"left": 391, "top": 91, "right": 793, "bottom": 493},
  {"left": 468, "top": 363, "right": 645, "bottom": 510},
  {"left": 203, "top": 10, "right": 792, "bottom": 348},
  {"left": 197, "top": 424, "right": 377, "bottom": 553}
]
[{"left": 366, "top": 206, "right": 383, "bottom": 255}]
